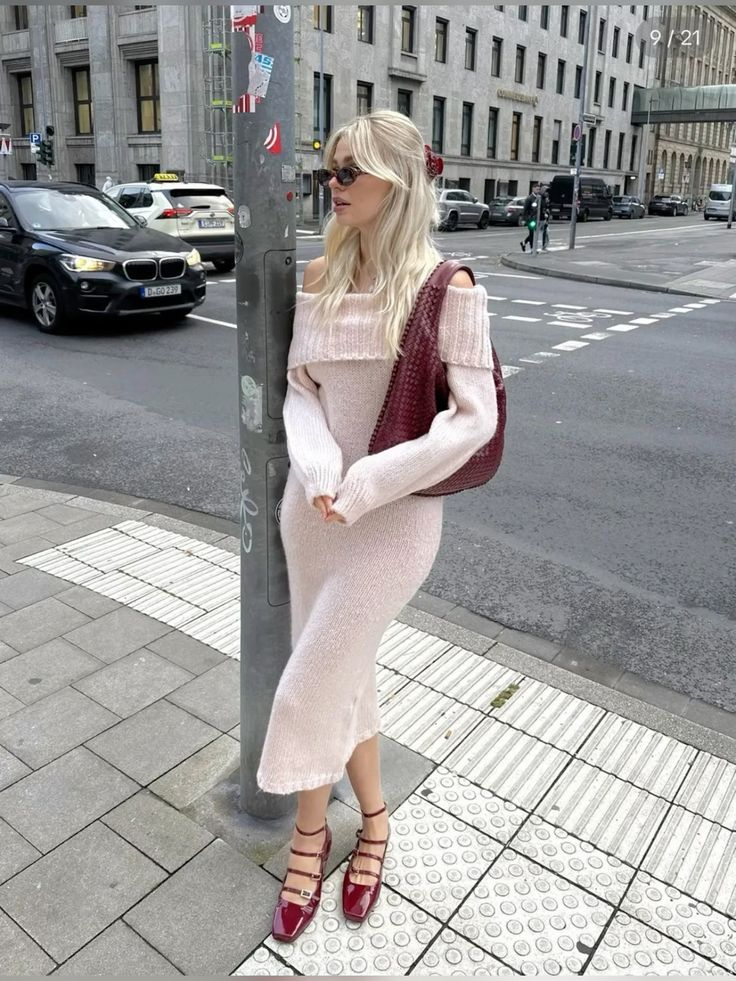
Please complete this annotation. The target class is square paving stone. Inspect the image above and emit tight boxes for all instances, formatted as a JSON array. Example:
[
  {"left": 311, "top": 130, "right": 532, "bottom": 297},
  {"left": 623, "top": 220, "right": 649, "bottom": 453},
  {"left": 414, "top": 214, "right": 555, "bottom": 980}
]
[
  {"left": 0, "top": 492, "right": 46, "bottom": 520},
  {"left": 148, "top": 630, "right": 227, "bottom": 675},
  {"left": 55, "top": 919, "right": 180, "bottom": 975},
  {"left": 56, "top": 584, "right": 120, "bottom": 618},
  {"left": 0, "top": 640, "right": 20, "bottom": 664},
  {"left": 124, "top": 838, "right": 275, "bottom": 975},
  {"left": 0, "top": 822, "right": 166, "bottom": 964},
  {"left": 0, "top": 568, "right": 69, "bottom": 611},
  {"left": 0, "top": 686, "right": 24, "bottom": 721},
  {"left": 86, "top": 699, "right": 219, "bottom": 785},
  {"left": 102, "top": 789, "right": 213, "bottom": 872},
  {"left": 0, "top": 537, "right": 54, "bottom": 574},
  {"left": 0, "top": 687, "right": 119, "bottom": 768},
  {"left": 148, "top": 734, "right": 239, "bottom": 809},
  {"left": 165, "top": 660, "right": 240, "bottom": 731},
  {"left": 0, "top": 746, "right": 138, "bottom": 852},
  {"left": 41, "top": 513, "right": 118, "bottom": 545},
  {"left": 73, "top": 649, "right": 194, "bottom": 717},
  {"left": 0, "top": 909, "right": 55, "bottom": 975},
  {"left": 0, "top": 511, "right": 64, "bottom": 546},
  {"left": 36, "top": 503, "right": 101, "bottom": 526},
  {"left": 64, "top": 607, "right": 170, "bottom": 663},
  {"left": 0, "top": 744, "right": 30, "bottom": 790},
  {"left": 0, "top": 638, "right": 102, "bottom": 705},
  {"left": 0, "top": 817, "right": 41, "bottom": 884},
  {"left": 0, "top": 597, "right": 89, "bottom": 654}
]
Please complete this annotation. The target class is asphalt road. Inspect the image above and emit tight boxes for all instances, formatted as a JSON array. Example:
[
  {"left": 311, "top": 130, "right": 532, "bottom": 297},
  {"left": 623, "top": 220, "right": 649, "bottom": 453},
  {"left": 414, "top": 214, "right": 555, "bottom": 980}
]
[{"left": 1, "top": 214, "right": 734, "bottom": 710}]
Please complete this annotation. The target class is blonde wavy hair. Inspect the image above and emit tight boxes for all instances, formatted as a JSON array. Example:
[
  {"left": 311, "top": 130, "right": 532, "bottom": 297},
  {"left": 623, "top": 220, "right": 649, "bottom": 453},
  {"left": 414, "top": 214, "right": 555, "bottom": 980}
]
[{"left": 310, "top": 109, "right": 443, "bottom": 359}]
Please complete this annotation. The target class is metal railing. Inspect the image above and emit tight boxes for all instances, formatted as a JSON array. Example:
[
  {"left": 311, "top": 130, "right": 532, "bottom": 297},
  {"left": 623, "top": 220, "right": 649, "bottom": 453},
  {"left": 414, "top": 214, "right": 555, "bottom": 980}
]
[{"left": 55, "top": 17, "right": 88, "bottom": 43}]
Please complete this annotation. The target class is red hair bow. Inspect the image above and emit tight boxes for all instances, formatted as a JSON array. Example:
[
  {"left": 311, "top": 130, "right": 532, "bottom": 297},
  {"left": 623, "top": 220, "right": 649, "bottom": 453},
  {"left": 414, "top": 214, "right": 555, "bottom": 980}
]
[{"left": 424, "top": 144, "right": 444, "bottom": 180}]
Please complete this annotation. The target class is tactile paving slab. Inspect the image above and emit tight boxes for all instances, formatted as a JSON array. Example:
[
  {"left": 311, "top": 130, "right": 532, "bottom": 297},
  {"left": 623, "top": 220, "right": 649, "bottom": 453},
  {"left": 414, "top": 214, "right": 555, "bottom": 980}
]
[
  {"left": 232, "top": 947, "right": 296, "bottom": 975},
  {"left": 417, "top": 766, "right": 527, "bottom": 844},
  {"left": 584, "top": 911, "right": 728, "bottom": 975},
  {"left": 266, "top": 863, "right": 442, "bottom": 976},
  {"left": 487, "top": 679, "right": 605, "bottom": 754},
  {"left": 675, "top": 752, "right": 736, "bottom": 832},
  {"left": 414, "top": 646, "right": 523, "bottom": 713},
  {"left": 576, "top": 713, "right": 697, "bottom": 799},
  {"left": 643, "top": 805, "right": 736, "bottom": 918},
  {"left": 449, "top": 849, "right": 613, "bottom": 975},
  {"left": 383, "top": 793, "right": 503, "bottom": 922},
  {"left": 411, "top": 927, "right": 521, "bottom": 975},
  {"left": 536, "top": 759, "right": 670, "bottom": 865},
  {"left": 377, "top": 622, "right": 451, "bottom": 678},
  {"left": 444, "top": 716, "right": 571, "bottom": 811},
  {"left": 622, "top": 871, "right": 736, "bottom": 973},
  {"left": 513, "top": 815, "right": 635, "bottom": 905}
]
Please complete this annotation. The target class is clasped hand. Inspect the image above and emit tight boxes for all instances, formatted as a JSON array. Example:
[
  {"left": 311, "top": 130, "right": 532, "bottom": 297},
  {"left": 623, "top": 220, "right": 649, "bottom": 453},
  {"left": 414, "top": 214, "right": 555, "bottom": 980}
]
[{"left": 313, "top": 495, "right": 346, "bottom": 524}]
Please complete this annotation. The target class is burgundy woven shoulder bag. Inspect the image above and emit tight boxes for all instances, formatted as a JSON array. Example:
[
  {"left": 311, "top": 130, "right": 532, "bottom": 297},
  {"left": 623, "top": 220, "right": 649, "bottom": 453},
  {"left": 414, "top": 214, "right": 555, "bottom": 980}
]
[{"left": 368, "top": 259, "right": 506, "bottom": 497}]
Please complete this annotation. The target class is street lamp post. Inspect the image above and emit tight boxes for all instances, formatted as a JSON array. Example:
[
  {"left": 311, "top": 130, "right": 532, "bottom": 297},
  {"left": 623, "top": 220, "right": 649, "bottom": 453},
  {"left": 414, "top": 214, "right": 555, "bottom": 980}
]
[
  {"left": 317, "top": 9, "right": 325, "bottom": 233},
  {"left": 569, "top": 4, "right": 593, "bottom": 250}
]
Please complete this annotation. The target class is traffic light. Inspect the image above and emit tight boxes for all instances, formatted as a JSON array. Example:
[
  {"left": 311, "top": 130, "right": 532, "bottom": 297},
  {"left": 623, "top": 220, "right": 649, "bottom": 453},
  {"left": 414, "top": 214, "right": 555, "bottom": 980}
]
[
  {"left": 312, "top": 139, "right": 322, "bottom": 151},
  {"left": 37, "top": 140, "right": 49, "bottom": 165}
]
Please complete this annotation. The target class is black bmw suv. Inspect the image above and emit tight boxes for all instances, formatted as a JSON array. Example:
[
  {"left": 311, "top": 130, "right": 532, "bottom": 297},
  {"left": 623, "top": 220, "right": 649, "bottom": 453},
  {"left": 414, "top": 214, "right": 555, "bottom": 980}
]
[{"left": 0, "top": 181, "right": 207, "bottom": 333}]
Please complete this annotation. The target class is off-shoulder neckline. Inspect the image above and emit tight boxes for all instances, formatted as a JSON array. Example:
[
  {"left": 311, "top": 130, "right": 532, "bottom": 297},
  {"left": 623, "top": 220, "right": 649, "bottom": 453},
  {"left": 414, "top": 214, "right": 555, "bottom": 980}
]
[{"left": 297, "top": 284, "right": 484, "bottom": 300}]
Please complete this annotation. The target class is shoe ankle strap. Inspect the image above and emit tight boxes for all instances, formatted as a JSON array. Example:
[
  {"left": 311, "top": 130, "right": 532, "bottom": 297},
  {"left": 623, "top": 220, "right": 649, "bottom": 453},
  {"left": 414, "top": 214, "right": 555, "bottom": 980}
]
[
  {"left": 361, "top": 803, "right": 387, "bottom": 819},
  {"left": 295, "top": 822, "right": 325, "bottom": 837}
]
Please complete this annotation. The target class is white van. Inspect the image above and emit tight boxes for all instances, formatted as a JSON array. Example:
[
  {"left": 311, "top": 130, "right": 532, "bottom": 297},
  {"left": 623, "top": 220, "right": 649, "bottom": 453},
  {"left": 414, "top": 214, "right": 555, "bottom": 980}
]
[{"left": 703, "top": 184, "right": 732, "bottom": 221}]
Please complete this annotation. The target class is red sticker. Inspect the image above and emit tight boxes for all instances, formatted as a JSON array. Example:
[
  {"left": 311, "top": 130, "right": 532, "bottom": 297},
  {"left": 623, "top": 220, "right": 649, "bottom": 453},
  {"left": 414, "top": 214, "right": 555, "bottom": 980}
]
[{"left": 264, "top": 122, "right": 282, "bottom": 154}]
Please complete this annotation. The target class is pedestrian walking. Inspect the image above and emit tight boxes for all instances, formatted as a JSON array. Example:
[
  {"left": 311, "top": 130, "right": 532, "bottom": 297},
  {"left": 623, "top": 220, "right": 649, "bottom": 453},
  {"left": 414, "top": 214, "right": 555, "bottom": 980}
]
[
  {"left": 540, "top": 184, "right": 551, "bottom": 251},
  {"left": 520, "top": 181, "right": 541, "bottom": 251},
  {"left": 258, "top": 109, "right": 500, "bottom": 943},
  {"left": 101, "top": 175, "right": 113, "bottom": 194}
]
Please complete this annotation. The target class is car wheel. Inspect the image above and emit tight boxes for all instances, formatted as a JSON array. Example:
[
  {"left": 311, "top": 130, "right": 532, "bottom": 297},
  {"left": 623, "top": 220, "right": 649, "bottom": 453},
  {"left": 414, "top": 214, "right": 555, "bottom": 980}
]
[
  {"left": 704, "top": 213, "right": 710, "bottom": 220},
  {"left": 445, "top": 212, "right": 458, "bottom": 231},
  {"left": 580, "top": 209, "right": 589, "bottom": 223},
  {"left": 478, "top": 213, "right": 489, "bottom": 229},
  {"left": 212, "top": 258, "right": 235, "bottom": 273},
  {"left": 604, "top": 210, "right": 612, "bottom": 221},
  {"left": 29, "top": 273, "right": 67, "bottom": 334}
]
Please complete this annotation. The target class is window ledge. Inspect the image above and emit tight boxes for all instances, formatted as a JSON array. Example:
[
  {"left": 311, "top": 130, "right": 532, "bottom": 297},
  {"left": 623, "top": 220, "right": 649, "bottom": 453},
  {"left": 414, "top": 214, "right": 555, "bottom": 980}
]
[
  {"left": 127, "top": 134, "right": 162, "bottom": 145},
  {"left": 66, "top": 135, "right": 94, "bottom": 146}
]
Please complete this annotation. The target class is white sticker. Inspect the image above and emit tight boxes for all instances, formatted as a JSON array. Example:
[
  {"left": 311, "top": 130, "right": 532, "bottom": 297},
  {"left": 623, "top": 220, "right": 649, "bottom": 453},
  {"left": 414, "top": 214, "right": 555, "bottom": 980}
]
[
  {"left": 273, "top": 5, "right": 291, "bottom": 24},
  {"left": 238, "top": 204, "right": 251, "bottom": 228}
]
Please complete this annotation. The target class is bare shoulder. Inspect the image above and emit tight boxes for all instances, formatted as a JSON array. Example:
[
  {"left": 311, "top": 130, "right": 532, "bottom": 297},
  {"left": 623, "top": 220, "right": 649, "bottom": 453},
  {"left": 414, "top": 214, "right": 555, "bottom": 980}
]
[
  {"left": 449, "top": 268, "right": 475, "bottom": 289},
  {"left": 302, "top": 256, "right": 327, "bottom": 294}
]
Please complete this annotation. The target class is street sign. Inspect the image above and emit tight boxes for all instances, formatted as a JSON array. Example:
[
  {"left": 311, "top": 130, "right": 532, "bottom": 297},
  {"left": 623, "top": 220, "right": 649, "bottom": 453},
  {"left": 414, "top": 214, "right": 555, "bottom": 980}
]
[
  {"left": 30, "top": 144, "right": 39, "bottom": 154},
  {"left": 0, "top": 136, "right": 12, "bottom": 155},
  {"left": 28, "top": 132, "right": 41, "bottom": 145},
  {"left": 657, "top": 168, "right": 665, "bottom": 179},
  {"left": 573, "top": 123, "right": 581, "bottom": 142}
]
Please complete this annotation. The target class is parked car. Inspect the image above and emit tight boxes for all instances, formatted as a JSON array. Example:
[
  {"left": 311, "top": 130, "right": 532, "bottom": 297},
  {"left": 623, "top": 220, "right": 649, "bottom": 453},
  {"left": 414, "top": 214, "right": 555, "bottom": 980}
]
[
  {"left": 548, "top": 175, "right": 613, "bottom": 221},
  {"left": 489, "top": 196, "right": 527, "bottom": 225},
  {"left": 436, "top": 189, "right": 490, "bottom": 230},
  {"left": 648, "top": 194, "right": 689, "bottom": 216},
  {"left": 703, "top": 184, "right": 732, "bottom": 221},
  {"left": 612, "top": 195, "right": 645, "bottom": 219},
  {"left": 107, "top": 173, "right": 236, "bottom": 271},
  {"left": 0, "top": 180, "right": 206, "bottom": 333}
]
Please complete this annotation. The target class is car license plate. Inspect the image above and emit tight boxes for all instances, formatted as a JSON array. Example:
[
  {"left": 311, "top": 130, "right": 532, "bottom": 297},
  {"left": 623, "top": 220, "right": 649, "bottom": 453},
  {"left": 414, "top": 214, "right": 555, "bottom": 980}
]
[
  {"left": 140, "top": 284, "right": 182, "bottom": 298},
  {"left": 198, "top": 218, "right": 226, "bottom": 228}
]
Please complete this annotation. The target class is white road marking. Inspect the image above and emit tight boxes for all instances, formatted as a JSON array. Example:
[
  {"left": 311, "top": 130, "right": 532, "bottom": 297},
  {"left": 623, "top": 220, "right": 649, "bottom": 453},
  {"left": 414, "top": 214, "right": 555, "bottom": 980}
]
[
  {"left": 668, "top": 307, "right": 694, "bottom": 313},
  {"left": 607, "top": 323, "right": 640, "bottom": 332},
  {"left": 501, "top": 365, "right": 524, "bottom": 377},
  {"left": 700, "top": 298, "right": 721, "bottom": 304},
  {"left": 504, "top": 315, "right": 541, "bottom": 322},
  {"left": 511, "top": 299, "right": 546, "bottom": 305},
  {"left": 534, "top": 351, "right": 560, "bottom": 358},
  {"left": 219, "top": 278, "right": 236, "bottom": 284},
  {"left": 552, "top": 303, "right": 587, "bottom": 310},
  {"left": 629, "top": 317, "right": 658, "bottom": 325},
  {"left": 486, "top": 295, "right": 508, "bottom": 301},
  {"left": 552, "top": 340, "right": 589, "bottom": 351},
  {"left": 546, "top": 320, "right": 589, "bottom": 329},
  {"left": 683, "top": 302, "right": 708, "bottom": 308},
  {"left": 186, "top": 313, "right": 237, "bottom": 329},
  {"left": 581, "top": 332, "right": 611, "bottom": 340},
  {"left": 519, "top": 356, "right": 545, "bottom": 364},
  {"left": 486, "top": 272, "right": 542, "bottom": 279},
  {"left": 593, "top": 308, "right": 634, "bottom": 315}
]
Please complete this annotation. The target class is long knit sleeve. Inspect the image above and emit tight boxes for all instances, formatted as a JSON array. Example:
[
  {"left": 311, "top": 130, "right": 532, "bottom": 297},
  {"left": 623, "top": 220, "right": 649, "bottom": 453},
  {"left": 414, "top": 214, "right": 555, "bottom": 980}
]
[{"left": 283, "top": 365, "right": 343, "bottom": 503}]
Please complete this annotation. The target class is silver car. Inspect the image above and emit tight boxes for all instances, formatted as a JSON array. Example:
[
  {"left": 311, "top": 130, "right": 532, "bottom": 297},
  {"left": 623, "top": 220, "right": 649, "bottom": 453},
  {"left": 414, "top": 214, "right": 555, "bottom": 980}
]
[{"left": 436, "top": 189, "right": 490, "bottom": 231}]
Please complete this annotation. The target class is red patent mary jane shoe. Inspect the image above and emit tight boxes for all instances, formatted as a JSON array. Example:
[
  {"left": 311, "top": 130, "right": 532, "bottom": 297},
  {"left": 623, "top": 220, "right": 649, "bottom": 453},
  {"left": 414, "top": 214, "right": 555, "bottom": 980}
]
[
  {"left": 342, "top": 803, "right": 390, "bottom": 923},
  {"left": 271, "top": 822, "right": 332, "bottom": 943}
]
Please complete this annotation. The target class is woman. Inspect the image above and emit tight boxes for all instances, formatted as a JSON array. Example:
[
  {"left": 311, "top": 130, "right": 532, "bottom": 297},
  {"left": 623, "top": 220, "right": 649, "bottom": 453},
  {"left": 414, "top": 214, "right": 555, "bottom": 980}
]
[{"left": 257, "top": 109, "right": 499, "bottom": 942}]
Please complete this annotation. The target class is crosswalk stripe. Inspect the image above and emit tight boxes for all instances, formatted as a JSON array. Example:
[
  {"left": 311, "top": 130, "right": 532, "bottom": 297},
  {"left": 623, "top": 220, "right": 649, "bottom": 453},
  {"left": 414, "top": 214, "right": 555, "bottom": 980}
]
[
  {"left": 552, "top": 303, "right": 587, "bottom": 309},
  {"left": 629, "top": 317, "right": 658, "bottom": 325},
  {"left": 504, "top": 315, "right": 541, "bottom": 322},
  {"left": 511, "top": 299, "right": 546, "bottom": 305},
  {"left": 606, "top": 323, "right": 640, "bottom": 332},
  {"left": 581, "top": 332, "right": 611, "bottom": 340},
  {"left": 546, "top": 320, "right": 589, "bottom": 329},
  {"left": 594, "top": 308, "right": 633, "bottom": 315},
  {"left": 486, "top": 295, "right": 508, "bottom": 301},
  {"left": 552, "top": 340, "right": 589, "bottom": 351}
]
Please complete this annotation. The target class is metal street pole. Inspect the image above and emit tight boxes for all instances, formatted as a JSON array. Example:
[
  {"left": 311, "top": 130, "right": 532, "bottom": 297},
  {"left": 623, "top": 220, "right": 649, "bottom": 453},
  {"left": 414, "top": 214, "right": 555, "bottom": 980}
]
[
  {"left": 317, "top": 10, "right": 325, "bottom": 233},
  {"left": 569, "top": 4, "right": 593, "bottom": 250},
  {"left": 728, "top": 126, "right": 736, "bottom": 230},
  {"left": 232, "top": 7, "right": 295, "bottom": 819}
]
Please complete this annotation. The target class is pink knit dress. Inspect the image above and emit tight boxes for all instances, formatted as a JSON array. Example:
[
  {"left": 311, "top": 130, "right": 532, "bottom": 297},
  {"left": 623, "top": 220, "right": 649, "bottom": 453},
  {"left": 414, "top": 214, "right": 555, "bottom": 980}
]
[{"left": 256, "top": 284, "right": 498, "bottom": 795}]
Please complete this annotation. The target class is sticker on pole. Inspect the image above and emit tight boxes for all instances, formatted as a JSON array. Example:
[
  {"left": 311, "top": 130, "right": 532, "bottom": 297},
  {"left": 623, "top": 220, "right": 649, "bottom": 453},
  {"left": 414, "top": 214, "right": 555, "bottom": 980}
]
[
  {"left": 231, "top": 5, "right": 261, "bottom": 32},
  {"left": 248, "top": 52, "right": 274, "bottom": 102},
  {"left": 273, "top": 5, "right": 291, "bottom": 23},
  {"left": 264, "top": 122, "right": 282, "bottom": 154}
]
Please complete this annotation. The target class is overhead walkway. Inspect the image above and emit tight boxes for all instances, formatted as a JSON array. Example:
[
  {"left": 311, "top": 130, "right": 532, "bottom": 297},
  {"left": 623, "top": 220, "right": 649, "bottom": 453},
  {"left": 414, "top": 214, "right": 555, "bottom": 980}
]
[{"left": 632, "top": 84, "right": 736, "bottom": 124}]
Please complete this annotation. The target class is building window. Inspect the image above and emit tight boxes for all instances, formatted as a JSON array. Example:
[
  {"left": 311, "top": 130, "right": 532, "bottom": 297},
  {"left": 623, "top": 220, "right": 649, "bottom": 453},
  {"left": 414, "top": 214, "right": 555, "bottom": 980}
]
[
  {"left": 612, "top": 26, "right": 620, "bottom": 58},
  {"left": 594, "top": 70, "right": 602, "bottom": 104},
  {"left": 540, "top": 5, "right": 549, "bottom": 29},
  {"left": 638, "top": 39, "right": 645, "bottom": 68},
  {"left": 518, "top": 5, "right": 528, "bottom": 21},
  {"left": 13, "top": 5, "right": 28, "bottom": 30},
  {"left": 587, "top": 127, "right": 596, "bottom": 167},
  {"left": 622, "top": 81, "right": 630, "bottom": 111},
  {"left": 491, "top": 37, "right": 503, "bottom": 77},
  {"left": 397, "top": 88, "right": 412, "bottom": 117},
  {"left": 401, "top": 6, "right": 416, "bottom": 53},
  {"left": 603, "top": 129, "right": 611, "bottom": 169},
  {"left": 76, "top": 162, "right": 95, "bottom": 186},
  {"left": 435, "top": 18, "right": 448, "bottom": 62},
  {"left": 432, "top": 97, "right": 445, "bottom": 153},
  {"left": 17, "top": 73, "right": 34, "bottom": 135},
  {"left": 465, "top": 28, "right": 477, "bottom": 70},
  {"left": 312, "top": 5, "right": 333, "bottom": 31},
  {"left": 552, "top": 119, "right": 561, "bottom": 164},
  {"left": 629, "top": 134, "right": 638, "bottom": 172},
  {"left": 72, "top": 66, "right": 93, "bottom": 135},
  {"left": 556, "top": 59, "right": 565, "bottom": 94},
  {"left": 313, "top": 72, "right": 333, "bottom": 142},
  {"left": 578, "top": 9, "right": 587, "bottom": 44},
  {"left": 357, "top": 6, "right": 373, "bottom": 43},
  {"left": 532, "top": 116, "right": 542, "bottom": 163},
  {"left": 626, "top": 33, "right": 633, "bottom": 63},
  {"left": 560, "top": 5, "right": 569, "bottom": 37},
  {"left": 356, "top": 81, "right": 372, "bottom": 116},
  {"left": 461, "top": 102, "right": 473, "bottom": 156},
  {"left": 597, "top": 18, "right": 606, "bottom": 53},
  {"left": 510, "top": 112, "right": 521, "bottom": 161},
  {"left": 617, "top": 132, "right": 625, "bottom": 169},
  {"left": 515, "top": 45, "right": 526, "bottom": 84},
  {"left": 643, "top": 5, "right": 648, "bottom": 19},
  {"left": 574, "top": 65, "right": 583, "bottom": 99},
  {"left": 21, "top": 162, "right": 37, "bottom": 180},
  {"left": 135, "top": 61, "right": 160, "bottom": 133},
  {"left": 608, "top": 77, "right": 616, "bottom": 108},
  {"left": 536, "top": 52, "right": 546, "bottom": 89},
  {"left": 487, "top": 108, "right": 498, "bottom": 158},
  {"left": 137, "top": 163, "right": 159, "bottom": 182},
  {"left": 70, "top": 5, "right": 87, "bottom": 16},
  {"left": 494, "top": 4, "right": 504, "bottom": 10}
]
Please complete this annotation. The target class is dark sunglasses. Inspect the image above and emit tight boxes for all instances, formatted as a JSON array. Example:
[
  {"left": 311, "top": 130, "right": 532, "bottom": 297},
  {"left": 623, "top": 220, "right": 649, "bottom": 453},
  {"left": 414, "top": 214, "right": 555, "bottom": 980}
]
[{"left": 316, "top": 165, "right": 365, "bottom": 188}]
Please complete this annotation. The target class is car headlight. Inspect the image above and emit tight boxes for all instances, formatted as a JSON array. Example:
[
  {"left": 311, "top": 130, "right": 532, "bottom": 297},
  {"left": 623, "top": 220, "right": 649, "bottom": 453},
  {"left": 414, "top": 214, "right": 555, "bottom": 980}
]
[
  {"left": 186, "top": 249, "right": 202, "bottom": 267},
  {"left": 59, "top": 254, "right": 116, "bottom": 273}
]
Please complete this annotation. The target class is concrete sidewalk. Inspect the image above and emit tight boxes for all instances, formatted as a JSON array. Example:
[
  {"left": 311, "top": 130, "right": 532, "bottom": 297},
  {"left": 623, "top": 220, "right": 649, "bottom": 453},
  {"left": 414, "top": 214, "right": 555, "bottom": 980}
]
[
  {"left": 0, "top": 475, "right": 734, "bottom": 976},
  {"left": 502, "top": 220, "right": 736, "bottom": 300}
]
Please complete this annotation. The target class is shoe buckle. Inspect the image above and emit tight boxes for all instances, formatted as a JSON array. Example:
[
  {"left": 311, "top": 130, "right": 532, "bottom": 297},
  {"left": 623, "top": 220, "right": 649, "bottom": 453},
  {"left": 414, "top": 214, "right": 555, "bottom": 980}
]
[{"left": 300, "top": 888, "right": 313, "bottom": 899}]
